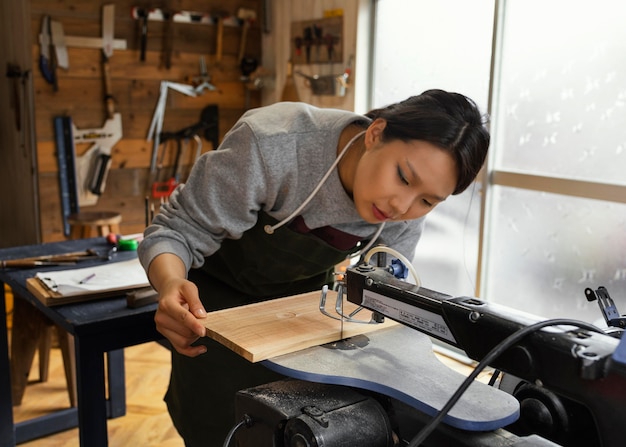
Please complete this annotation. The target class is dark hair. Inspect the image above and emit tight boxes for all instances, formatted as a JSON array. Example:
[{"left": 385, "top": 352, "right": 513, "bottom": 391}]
[{"left": 365, "top": 89, "right": 490, "bottom": 195}]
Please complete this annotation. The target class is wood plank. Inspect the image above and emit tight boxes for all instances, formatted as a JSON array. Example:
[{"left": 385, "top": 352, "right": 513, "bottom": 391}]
[{"left": 202, "top": 290, "right": 399, "bottom": 363}]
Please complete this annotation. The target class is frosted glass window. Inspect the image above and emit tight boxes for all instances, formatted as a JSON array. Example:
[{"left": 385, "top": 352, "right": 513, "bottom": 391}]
[
  {"left": 493, "top": 0, "right": 626, "bottom": 185},
  {"left": 372, "top": 0, "right": 494, "bottom": 297},
  {"left": 484, "top": 0, "right": 626, "bottom": 325},
  {"left": 372, "top": 0, "right": 494, "bottom": 113},
  {"left": 483, "top": 186, "right": 626, "bottom": 324}
]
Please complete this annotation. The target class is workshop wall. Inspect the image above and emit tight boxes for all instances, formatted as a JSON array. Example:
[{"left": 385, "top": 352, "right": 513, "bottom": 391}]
[
  {"left": 31, "top": 0, "right": 264, "bottom": 242},
  {"left": 264, "top": 0, "right": 359, "bottom": 110}
]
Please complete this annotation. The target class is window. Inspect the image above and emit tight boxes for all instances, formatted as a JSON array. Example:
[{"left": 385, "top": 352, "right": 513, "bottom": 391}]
[
  {"left": 481, "top": 0, "right": 626, "bottom": 323},
  {"left": 371, "top": 0, "right": 626, "bottom": 326},
  {"left": 371, "top": 0, "right": 495, "bottom": 296}
]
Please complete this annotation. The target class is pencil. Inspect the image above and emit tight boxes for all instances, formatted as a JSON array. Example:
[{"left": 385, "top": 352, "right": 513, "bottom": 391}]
[{"left": 79, "top": 273, "right": 96, "bottom": 284}]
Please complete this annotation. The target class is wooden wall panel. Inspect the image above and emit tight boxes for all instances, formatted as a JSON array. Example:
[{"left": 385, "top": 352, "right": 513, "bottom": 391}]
[{"left": 31, "top": 0, "right": 264, "bottom": 241}]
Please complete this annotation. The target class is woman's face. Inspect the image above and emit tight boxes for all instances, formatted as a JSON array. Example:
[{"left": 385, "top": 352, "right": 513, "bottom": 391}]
[{"left": 352, "top": 120, "right": 458, "bottom": 223}]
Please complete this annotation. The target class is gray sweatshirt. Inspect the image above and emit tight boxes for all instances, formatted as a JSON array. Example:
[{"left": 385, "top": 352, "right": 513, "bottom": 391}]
[{"left": 139, "top": 102, "right": 425, "bottom": 273}]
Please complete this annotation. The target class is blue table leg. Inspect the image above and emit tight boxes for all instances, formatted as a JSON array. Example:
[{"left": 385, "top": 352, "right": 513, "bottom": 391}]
[
  {"left": 75, "top": 337, "right": 108, "bottom": 447},
  {"left": 0, "top": 283, "right": 17, "bottom": 446},
  {"left": 106, "top": 349, "right": 126, "bottom": 418}
]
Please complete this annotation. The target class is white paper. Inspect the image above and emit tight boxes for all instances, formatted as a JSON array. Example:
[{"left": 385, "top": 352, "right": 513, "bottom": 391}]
[{"left": 35, "top": 258, "right": 150, "bottom": 297}]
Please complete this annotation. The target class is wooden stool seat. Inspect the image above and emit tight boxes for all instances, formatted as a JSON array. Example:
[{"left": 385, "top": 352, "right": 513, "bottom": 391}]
[{"left": 68, "top": 211, "right": 122, "bottom": 239}]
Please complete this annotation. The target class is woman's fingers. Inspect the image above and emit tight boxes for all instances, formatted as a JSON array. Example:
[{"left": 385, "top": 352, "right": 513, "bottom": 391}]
[{"left": 154, "top": 280, "right": 208, "bottom": 356}]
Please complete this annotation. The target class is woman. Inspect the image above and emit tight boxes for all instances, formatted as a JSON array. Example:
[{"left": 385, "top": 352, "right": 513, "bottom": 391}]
[{"left": 139, "top": 89, "right": 490, "bottom": 445}]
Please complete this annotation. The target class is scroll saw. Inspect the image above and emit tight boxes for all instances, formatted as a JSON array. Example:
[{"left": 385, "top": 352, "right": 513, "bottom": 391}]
[{"left": 231, "top": 261, "right": 626, "bottom": 447}]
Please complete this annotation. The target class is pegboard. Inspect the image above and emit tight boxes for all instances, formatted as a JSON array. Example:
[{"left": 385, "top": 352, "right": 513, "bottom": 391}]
[{"left": 290, "top": 16, "right": 343, "bottom": 65}]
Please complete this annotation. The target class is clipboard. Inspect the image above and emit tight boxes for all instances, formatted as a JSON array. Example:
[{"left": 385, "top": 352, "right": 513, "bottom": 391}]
[{"left": 27, "top": 258, "right": 150, "bottom": 306}]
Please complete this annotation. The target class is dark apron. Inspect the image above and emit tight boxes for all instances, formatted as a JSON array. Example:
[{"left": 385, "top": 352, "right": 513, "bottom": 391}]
[{"left": 165, "top": 212, "right": 357, "bottom": 446}]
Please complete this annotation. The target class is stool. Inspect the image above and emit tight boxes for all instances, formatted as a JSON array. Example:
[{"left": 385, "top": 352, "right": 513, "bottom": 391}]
[
  {"left": 68, "top": 211, "right": 122, "bottom": 239},
  {"left": 10, "top": 299, "right": 77, "bottom": 407},
  {"left": 11, "top": 210, "right": 123, "bottom": 407}
]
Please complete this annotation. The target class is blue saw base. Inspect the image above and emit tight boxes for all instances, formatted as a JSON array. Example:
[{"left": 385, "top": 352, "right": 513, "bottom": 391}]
[{"left": 262, "top": 325, "right": 519, "bottom": 432}]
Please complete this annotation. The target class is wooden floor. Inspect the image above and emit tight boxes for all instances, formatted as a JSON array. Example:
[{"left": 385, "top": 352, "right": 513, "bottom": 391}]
[{"left": 12, "top": 341, "right": 185, "bottom": 447}]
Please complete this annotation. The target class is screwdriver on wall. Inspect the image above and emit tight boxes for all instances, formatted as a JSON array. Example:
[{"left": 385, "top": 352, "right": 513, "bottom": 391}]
[
  {"left": 313, "top": 24, "right": 322, "bottom": 62},
  {"left": 303, "top": 26, "right": 312, "bottom": 63},
  {"left": 137, "top": 8, "right": 148, "bottom": 61}
]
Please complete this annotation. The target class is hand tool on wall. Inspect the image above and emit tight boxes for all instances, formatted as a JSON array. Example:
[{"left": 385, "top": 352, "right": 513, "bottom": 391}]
[
  {"left": 152, "top": 120, "right": 206, "bottom": 198},
  {"left": 71, "top": 4, "right": 123, "bottom": 206},
  {"left": 147, "top": 81, "right": 210, "bottom": 184},
  {"left": 280, "top": 60, "right": 299, "bottom": 102},
  {"left": 58, "top": 111, "right": 122, "bottom": 209},
  {"left": 237, "top": 8, "right": 257, "bottom": 64},
  {"left": 50, "top": 20, "right": 69, "bottom": 70},
  {"left": 38, "top": 15, "right": 56, "bottom": 89},
  {"left": 200, "top": 104, "right": 219, "bottom": 150},
  {"left": 303, "top": 26, "right": 312, "bottom": 63},
  {"left": 54, "top": 115, "right": 79, "bottom": 236},
  {"left": 136, "top": 8, "right": 148, "bottom": 61},
  {"left": 130, "top": 7, "right": 169, "bottom": 62},
  {"left": 294, "top": 36, "right": 303, "bottom": 57},
  {"left": 102, "top": 4, "right": 114, "bottom": 63},
  {"left": 236, "top": 8, "right": 258, "bottom": 110},
  {"left": 212, "top": 9, "right": 232, "bottom": 64},
  {"left": 325, "top": 33, "right": 336, "bottom": 63},
  {"left": 173, "top": 10, "right": 212, "bottom": 23},
  {"left": 313, "top": 24, "right": 323, "bottom": 62},
  {"left": 37, "top": 16, "right": 79, "bottom": 91},
  {"left": 150, "top": 105, "right": 218, "bottom": 198},
  {"left": 291, "top": 16, "right": 343, "bottom": 65},
  {"left": 58, "top": 9, "right": 127, "bottom": 55},
  {"left": 216, "top": 14, "right": 224, "bottom": 63},
  {"left": 102, "top": 51, "right": 115, "bottom": 119},
  {"left": 160, "top": 10, "right": 173, "bottom": 69},
  {"left": 132, "top": 7, "right": 217, "bottom": 23},
  {"left": 189, "top": 56, "right": 218, "bottom": 92}
]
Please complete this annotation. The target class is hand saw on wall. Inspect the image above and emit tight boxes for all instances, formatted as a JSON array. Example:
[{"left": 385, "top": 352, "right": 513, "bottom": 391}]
[{"left": 72, "top": 3, "right": 123, "bottom": 206}]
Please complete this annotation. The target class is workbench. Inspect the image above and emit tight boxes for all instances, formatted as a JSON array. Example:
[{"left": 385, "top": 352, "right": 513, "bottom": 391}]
[{"left": 0, "top": 238, "right": 161, "bottom": 447}]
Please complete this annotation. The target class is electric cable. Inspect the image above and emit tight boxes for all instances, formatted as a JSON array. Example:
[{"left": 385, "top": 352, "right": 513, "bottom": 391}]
[
  {"left": 487, "top": 368, "right": 501, "bottom": 387},
  {"left": 363, "top": 245, "right": 421, "bottom": 285},
  {"left": 222, "top": 414, "right": 254, "bottom": 447},
  {"left": 462, "top": 180, "right": 478, "bottom": 291},
  {"left": 407, "top": 318, "right": 605, "bottom": 446},
  {"left": 351, "top": 223, "right": 385, "bottom": 260}
]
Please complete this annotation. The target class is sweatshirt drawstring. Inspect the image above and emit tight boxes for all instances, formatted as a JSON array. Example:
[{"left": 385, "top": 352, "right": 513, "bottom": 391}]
[{"left": 264, "top": 130, "right": 366, "bottom": 235}]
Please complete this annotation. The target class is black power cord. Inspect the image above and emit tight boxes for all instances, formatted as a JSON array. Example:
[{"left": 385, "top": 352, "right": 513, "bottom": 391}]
[
  {"left": 407, "top": 318, "right": 605, "bottom": 446},
  {"left": 222, "top": 414, "right": 254, "bottom": 447}
]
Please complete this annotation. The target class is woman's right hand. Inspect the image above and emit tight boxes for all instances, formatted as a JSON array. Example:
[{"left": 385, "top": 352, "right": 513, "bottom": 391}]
[{"left": 148, "top": 253, "right": 208, "bottom": 357}]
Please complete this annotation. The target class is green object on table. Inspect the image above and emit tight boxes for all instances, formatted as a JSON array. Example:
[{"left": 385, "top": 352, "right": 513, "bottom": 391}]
[{"left": 118, "top": 239, "right": 138, "bottom": 251}]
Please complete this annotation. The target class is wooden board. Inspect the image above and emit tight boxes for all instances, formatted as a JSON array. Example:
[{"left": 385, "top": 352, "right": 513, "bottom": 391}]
[{"left": 202, "top": 290, "right": 398, "bottom": 362}]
